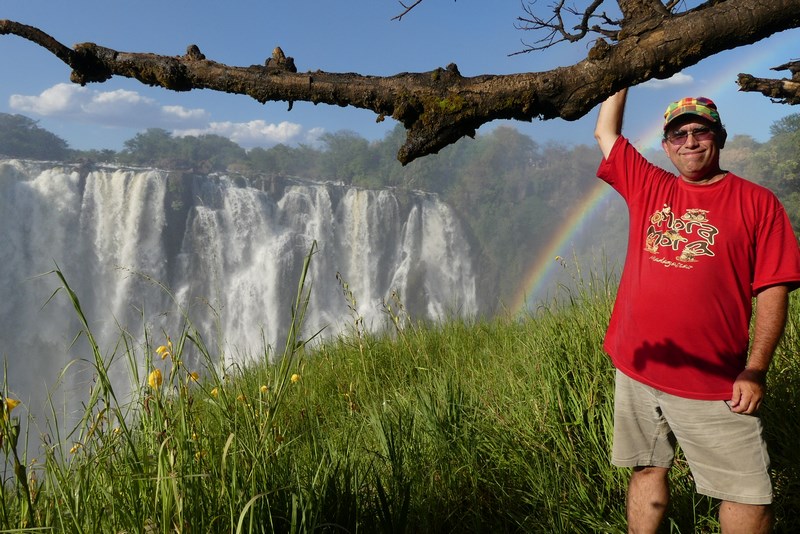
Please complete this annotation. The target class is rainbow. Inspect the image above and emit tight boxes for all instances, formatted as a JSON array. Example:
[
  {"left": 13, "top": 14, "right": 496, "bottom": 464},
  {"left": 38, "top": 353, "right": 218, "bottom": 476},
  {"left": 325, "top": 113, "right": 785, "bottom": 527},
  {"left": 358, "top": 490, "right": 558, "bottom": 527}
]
[
  {"left": 508, "top": 179, "right": 613, "bottom": 313},
  {"left": 510, "top": 36, "right": 791, "bottom": 314}
]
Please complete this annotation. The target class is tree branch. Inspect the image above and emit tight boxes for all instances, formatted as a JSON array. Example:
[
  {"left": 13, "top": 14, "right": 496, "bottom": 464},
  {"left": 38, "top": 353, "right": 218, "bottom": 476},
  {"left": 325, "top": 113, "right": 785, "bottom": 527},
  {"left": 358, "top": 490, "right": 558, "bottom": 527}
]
[
  {"left": 392, "top": 0, "right": 456, "bottom": 21},
  {"left": 738, "top": 60, "right": 800, "bottom": 105},
  {"left": 3, "top": 0, "right": 800, "bottom": 164},
  {"left": 515, "top": 0, "right": 612, "bottom": 51},
  {"left": 392, "top": 0, "right": 425, "bottom": 21},
  {"left": 617, "top": 0, "right": 669, "bottom": 22}
]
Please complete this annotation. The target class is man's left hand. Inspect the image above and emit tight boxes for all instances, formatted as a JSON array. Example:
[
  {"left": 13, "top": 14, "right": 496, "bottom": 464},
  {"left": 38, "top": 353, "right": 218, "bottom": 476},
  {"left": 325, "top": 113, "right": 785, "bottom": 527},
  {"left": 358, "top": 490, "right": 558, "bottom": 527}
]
[{"left": 729, "top": 369, "right": 767, "bottom": 414}]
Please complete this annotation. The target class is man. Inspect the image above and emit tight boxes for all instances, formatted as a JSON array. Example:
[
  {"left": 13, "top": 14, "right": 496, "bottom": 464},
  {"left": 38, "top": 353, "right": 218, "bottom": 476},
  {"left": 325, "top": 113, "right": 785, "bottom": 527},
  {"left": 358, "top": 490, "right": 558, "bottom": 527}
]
[{"left": 594, "top": 88, "right": 800, "bottom": 533}]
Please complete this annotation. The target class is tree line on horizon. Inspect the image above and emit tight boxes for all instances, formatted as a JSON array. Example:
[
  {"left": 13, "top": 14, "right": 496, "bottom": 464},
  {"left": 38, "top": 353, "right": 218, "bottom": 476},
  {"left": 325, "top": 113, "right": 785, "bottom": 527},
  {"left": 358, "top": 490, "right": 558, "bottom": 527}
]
[{"left": 1, "top": 111, "right": 798, "bottom": 312}]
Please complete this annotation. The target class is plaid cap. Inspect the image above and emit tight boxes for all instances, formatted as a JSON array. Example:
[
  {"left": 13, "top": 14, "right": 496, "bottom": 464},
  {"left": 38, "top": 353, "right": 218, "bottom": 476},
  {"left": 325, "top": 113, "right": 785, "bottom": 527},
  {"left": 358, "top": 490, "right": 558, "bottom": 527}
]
[{"left": 663, "top": 97, "right": 721, "bottom": 130}]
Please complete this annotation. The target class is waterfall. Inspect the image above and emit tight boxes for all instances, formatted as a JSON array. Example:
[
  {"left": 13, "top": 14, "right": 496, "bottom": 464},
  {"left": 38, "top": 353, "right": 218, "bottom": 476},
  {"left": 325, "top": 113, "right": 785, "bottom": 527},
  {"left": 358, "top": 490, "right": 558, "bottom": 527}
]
[{"left": 0, "top": 159, "right": 477, "bottom": 425}]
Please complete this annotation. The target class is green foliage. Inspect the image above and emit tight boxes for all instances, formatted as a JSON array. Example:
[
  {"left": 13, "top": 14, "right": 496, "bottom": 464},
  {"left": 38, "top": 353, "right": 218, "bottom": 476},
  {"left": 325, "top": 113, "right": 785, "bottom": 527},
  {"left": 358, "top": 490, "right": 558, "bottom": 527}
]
[
  {"left": 783, "top": 192, "right": 800, "bottom": 235},
  {"left": 0, "top": 113, "right": 70, "bottom": 160},
  {"left": 764, "top": 114, "right": 800, "bottom": 233},
  {"left": 247, "top": 143, "right": 321, "bottom": 178},
  {"left": 317, "top": 131, "right": 380, "bottom": 187},
  {"left": 118, "top": 128, "right": 247, "bottom": 172},
  {"left": 723, "top": 115, "right": 800, "bottom": 234},
  {"left": 121, "top": 127, "right": 174, "bottom": 161}
]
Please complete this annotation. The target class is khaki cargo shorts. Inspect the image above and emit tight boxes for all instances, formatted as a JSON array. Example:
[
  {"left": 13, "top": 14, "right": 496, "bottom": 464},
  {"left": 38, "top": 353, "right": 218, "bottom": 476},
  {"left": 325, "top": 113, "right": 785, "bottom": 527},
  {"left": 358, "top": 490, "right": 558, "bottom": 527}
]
[{"left": 612, "top": 369, "right": 772, "bottom": 505}]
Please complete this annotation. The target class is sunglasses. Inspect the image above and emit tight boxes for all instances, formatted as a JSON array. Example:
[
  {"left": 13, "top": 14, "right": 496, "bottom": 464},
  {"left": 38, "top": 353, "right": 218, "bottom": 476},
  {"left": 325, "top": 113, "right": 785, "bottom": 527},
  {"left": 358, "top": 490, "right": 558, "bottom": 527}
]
[{"left": 664, "top": 126, "right": 716, "bottom": 146}]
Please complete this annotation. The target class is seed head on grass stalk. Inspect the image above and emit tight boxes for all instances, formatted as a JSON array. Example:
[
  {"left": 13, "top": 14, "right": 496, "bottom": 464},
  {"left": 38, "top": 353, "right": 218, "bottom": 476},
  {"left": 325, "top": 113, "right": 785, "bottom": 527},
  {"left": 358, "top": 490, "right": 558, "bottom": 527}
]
[
  {"left": 383, "top": 289, "right": 411, "bottom": 335},
  {"left": 336, "top": 271, "right": 366, "bottom": 356}
]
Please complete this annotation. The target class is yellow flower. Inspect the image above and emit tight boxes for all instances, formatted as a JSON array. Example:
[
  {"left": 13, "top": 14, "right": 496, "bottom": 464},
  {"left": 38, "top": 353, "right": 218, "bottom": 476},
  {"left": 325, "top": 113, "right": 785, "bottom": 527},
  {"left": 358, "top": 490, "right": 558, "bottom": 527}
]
[
  {"left": 155, "top": 337, "right": 173, "bottom": 359},
  {"left": 236, "top": 394, "right": 246, "bottom": 403},
  {"left": 260, "top": 385, "right": 269, "bottom": 394},
  {"left": 69, "top": 443, "right": 82, "bottom": 454},
  {"left": 188, "top": 372, "right": 199, "bottom": 382},
  {"left": 147, "top": 369, "right": 163, "bottom": 389},
  {"left": 2, "top": 397, "right": 19, "bottom": 421},
  {"left": 290, "top": 374, "right": 301, "bottom": 384},
  {"left": 210, "top": 387, "right": 219, "bottom": 398},
  {"left": 4, "top": 398, "right": 19, "bottom": 413}
]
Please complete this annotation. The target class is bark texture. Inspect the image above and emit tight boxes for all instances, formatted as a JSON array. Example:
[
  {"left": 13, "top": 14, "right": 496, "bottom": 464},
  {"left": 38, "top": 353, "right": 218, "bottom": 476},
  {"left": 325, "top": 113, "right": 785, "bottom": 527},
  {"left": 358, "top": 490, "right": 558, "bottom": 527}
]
[
  {"left": 738, "top": 60, "right": 800, "bottom": 105},
  {"left": 3, "top": 0, "right": 800, "bottom": 163}
]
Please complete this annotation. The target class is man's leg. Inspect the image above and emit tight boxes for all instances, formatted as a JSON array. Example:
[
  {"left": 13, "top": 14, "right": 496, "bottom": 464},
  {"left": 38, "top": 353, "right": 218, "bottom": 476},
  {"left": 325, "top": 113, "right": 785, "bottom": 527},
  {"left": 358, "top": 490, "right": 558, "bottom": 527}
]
[
  {"left": 719, "top": 501, "right": 772, "bottom": 534},
  {"left": 658, "top": 395, "right": 772, "bottom": 531},
  {"left": 627, "top": 466, "right": 670, "bottom": 533}
]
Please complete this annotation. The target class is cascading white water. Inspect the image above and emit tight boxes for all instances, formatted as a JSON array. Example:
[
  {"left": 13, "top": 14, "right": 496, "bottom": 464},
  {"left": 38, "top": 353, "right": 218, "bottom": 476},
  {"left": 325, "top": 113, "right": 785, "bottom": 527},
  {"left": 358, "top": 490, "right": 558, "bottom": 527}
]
[{"left": 0, "top": 159, "right": 478, "bottom": 426}]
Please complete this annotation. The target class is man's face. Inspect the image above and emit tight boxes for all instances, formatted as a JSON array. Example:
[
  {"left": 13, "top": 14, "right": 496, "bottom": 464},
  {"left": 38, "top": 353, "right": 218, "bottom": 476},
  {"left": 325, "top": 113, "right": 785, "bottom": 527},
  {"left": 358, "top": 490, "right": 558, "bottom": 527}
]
[{"left": 661, "top": 116, "right": 722, "bottom": 183}]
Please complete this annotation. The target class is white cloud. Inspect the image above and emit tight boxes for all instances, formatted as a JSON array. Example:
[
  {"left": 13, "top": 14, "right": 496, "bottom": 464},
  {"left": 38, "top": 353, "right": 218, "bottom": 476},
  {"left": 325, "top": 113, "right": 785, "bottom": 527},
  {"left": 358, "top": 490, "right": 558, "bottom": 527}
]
[
  {"left": 9, "top": 83, "right": 315, "bottom": 149},
  {"left": 304, "top": 127, "right": 326, "bottom": 147},
  {"left": 642, "top": 73, "right": 694, "bottom": 89},
  {"left": 9, "top": 83, "right": 86, "bottom": 115},
  {"left": 9, "top": 83, "right": 209, "bottom": 129},
  {"left": 162, "top": 105, "right": 208, "bottom": 121},
  {"left": 173, "top": 120, "right": 305, "bottom": 148}
]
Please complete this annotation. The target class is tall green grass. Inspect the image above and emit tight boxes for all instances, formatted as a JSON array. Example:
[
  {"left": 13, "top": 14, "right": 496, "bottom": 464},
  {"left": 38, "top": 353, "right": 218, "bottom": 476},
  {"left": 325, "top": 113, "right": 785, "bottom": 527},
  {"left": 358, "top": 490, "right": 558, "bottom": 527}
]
[{"left": 1, "top": 253, "right": 799, "bottom": 533}]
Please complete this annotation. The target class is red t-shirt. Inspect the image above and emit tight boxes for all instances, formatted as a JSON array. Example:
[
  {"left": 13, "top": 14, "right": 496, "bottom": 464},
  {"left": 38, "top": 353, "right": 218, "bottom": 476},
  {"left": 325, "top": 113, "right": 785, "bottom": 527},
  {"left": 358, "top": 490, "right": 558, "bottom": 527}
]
[{"left": 597, "top": 136, "right": 800, "bottom": 399}]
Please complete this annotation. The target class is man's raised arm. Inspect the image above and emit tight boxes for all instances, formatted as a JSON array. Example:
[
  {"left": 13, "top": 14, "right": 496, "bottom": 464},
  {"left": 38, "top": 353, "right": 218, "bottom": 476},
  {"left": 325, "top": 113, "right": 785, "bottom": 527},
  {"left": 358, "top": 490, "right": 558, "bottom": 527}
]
[{"left": 595, "top": 88, "right": 628, "bottom": 159}]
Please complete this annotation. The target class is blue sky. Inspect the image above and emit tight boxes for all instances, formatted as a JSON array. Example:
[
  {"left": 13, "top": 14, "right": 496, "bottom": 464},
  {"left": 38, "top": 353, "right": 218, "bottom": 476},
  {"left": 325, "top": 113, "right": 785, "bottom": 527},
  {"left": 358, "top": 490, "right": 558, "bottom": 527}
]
[{"left": 2, "top": 1, "right": 799, "bottom": 155}]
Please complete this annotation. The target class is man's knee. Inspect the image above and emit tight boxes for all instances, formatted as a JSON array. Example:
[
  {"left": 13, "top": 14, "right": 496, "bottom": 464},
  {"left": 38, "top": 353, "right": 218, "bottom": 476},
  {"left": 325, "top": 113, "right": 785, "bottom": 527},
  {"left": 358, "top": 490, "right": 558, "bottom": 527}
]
[
  {"left": 628, "top": 467, "right": 670, "bottom": 503},
  {"left": 719, "top": 501, "right": 772, "bottom": 534},
  {"left": 631, "top": 465, "right": 669, "bottom": 481}
]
